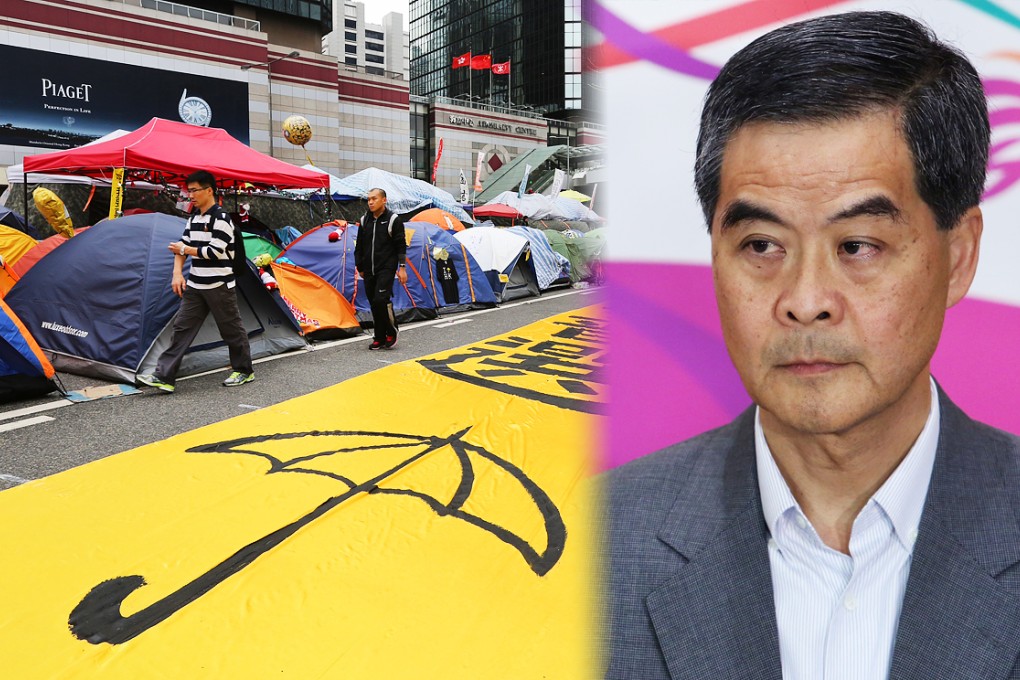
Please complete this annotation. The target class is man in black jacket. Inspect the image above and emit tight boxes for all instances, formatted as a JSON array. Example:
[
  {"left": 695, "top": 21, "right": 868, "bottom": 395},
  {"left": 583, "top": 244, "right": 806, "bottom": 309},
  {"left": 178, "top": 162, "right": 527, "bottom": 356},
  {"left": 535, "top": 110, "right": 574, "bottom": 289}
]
[{"left": 354, "top": 187, "right": 407, "bottom": 350}]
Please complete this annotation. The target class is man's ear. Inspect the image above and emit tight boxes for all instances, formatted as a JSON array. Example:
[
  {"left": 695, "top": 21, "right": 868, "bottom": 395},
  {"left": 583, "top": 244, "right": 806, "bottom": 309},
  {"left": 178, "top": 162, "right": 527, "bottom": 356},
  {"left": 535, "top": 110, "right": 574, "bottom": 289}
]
[{"left": 945, "top": 206, "right": 983, "bottom": 309}]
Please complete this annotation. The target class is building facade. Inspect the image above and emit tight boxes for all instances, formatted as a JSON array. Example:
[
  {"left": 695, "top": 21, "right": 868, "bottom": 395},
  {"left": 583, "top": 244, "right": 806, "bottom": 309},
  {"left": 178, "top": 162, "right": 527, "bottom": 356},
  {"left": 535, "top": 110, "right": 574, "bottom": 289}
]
[
  {"left": 409, "top": 0, "right": 587, "bottom": 120},
  {"left": 323, "top": 1, "right": 409, "bottom": 79},
  {"left": 0, "top": 0, "right": 601, "bottom": 204}
]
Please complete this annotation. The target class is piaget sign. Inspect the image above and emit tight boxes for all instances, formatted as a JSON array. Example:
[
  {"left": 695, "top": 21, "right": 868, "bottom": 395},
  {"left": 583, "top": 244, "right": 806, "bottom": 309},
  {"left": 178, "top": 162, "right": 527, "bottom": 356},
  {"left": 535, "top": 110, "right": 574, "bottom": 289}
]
[{"left": 448, "top": 114, "right": 540, "bottom": 137}]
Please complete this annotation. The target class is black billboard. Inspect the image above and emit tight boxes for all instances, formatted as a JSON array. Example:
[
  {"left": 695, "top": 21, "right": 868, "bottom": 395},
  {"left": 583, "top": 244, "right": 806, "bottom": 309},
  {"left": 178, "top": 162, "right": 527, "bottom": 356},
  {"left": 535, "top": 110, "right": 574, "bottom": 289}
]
[{"left": 0, "top": 44, "right": 250, "bottom": 149}]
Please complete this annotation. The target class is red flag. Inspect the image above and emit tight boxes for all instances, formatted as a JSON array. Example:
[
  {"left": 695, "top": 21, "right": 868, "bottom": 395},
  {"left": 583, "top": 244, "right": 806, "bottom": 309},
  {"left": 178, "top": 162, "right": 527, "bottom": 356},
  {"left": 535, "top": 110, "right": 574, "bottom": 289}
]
[
  {"left": 470, "top": 54, "right": 492, "bottom": 70},
  {"left": 491, "top": 61, "right": 511, "bottom": 75},
  {"left": 431, "top": 138, "right": 444, "bottom": 184},
  {"left": 452, "top": 52, "right": 470, "bottom": 69}
]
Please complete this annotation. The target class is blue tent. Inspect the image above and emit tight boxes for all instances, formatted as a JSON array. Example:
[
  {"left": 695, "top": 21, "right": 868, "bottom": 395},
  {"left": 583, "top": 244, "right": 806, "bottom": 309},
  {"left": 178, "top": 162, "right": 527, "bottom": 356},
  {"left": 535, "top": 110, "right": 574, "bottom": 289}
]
[
  {"left": 411, "top": 222, "right": 497, "bottom": 313},
  {"left": 5, "top": 213, "right": 306, "bottom": 384},
  {"left": 0, "top": 298, "right": 59, "bottom": 402},
  {"left": 506, "top": 225, "right": 571, "bottom": 290},
  {"left": 0, "top": 205, "right": 38, "bottom": 238},
  {"left": 280, "top": 223, "right": 439, "bottom": 324},
  {"left": 280, "top": 222, "right": 497, "bottom": 324}
]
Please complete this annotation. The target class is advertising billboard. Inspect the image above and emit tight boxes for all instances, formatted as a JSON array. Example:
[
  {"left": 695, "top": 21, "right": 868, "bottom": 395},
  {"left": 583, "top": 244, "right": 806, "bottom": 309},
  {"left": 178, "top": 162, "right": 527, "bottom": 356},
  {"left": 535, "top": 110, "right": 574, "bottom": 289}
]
[{"left": 0, "top": 45, "right": 250, "bottom": 149}]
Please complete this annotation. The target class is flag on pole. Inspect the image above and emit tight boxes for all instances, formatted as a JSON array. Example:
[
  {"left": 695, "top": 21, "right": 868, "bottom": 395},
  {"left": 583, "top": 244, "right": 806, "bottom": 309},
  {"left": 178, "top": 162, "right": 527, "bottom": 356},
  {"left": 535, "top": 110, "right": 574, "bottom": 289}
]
[
  {"left": 459, "top": 169, "right": 468, "bottom": 203},
  {"left": 587, "top": 184, "right": 599, "bottom": 217},
  {"left": 491, "top": 61, "right": 510, "bottom": 75},
  {"left": 474, "top": 151, "right": 484, "bottom": 191},
  {"left": 452, "top": 52, "right": 470, "bottom": 69},
  {"left": 471, "top": 54, "right": 492, "bottom": 70},
  {"left": 518, "top": 164, "right": 533, "bottom": 199},
  {"left": 432, "top": 138, "right": 444, "bottom": 185}
]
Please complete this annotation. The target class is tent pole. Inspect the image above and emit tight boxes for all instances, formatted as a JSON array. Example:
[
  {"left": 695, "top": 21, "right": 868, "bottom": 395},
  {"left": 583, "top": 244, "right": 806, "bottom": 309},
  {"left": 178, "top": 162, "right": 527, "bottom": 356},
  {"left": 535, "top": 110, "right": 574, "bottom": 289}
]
[{"left": 23, "top": 175, "right": 28, "bottom": 219}]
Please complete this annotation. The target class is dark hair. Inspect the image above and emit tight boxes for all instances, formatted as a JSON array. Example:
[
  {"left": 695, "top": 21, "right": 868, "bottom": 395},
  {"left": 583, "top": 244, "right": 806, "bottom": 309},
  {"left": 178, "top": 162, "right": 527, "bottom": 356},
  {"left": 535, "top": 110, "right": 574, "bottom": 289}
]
[
  {"left": 185, "top": 170, "right": 217, "bottom": 191},
  {"left": 368, "top": 187, "right": 387, "bottom": 198},
  {"left": 694, "top": 11, "right": 989, "bottom": 231}
]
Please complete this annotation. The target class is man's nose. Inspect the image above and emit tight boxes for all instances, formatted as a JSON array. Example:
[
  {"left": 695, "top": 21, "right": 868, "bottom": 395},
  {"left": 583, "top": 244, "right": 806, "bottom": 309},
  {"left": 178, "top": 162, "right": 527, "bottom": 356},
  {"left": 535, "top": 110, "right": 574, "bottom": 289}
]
[{"left": 776, "top": 253, "right": 843, "bottom": 325}]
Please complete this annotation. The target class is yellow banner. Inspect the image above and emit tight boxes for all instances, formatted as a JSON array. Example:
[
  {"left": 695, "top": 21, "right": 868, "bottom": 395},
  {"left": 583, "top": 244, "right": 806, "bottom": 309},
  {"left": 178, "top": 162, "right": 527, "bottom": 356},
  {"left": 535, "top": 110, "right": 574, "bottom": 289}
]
[
  {"left": 108, "top": 167, "right": 125, "bottom": 220},
  {"left": 0, "top": 307, "right": 604, "bottom": 679}
]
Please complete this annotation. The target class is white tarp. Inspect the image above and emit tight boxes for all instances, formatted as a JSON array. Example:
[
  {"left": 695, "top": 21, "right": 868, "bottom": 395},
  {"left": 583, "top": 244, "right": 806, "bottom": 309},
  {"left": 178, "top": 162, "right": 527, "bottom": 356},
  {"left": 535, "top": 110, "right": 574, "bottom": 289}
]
[
  {"left": 485, "top": 191, "right": 602, "bottom": 221},
  {"left": 454, "top": 226, "right": 529, "bottom": 274},
  {"left": 299, "top": 165, "right": 473, "bottom": 224}
]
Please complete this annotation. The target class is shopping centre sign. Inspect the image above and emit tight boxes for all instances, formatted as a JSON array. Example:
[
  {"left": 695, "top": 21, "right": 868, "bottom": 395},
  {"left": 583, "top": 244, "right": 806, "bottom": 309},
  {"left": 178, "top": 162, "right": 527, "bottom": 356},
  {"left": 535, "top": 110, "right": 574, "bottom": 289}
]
[{"left": 447, "top": 113, "right": 542, "bottom": 138}]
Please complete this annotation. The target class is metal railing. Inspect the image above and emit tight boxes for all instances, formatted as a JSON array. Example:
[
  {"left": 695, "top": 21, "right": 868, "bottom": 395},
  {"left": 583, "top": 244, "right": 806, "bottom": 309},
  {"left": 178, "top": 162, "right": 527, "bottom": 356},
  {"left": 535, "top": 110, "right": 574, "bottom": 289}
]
[
  {"left": 428, "top": 95, "right": 546, "bottom": 121},
  {"left": 108, "top": 0, "right": 261, "bottom": 31},
  {"left": 339, "top": 63, "right": 406, "bottom": 80}
]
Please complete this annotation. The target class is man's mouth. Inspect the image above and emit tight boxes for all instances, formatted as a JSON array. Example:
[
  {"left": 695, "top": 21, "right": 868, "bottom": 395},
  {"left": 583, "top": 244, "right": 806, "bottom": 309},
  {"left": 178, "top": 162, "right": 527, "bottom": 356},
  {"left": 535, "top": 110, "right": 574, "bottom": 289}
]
[{"left": 777, "top": 360, "right": 847, "bottom": 376}]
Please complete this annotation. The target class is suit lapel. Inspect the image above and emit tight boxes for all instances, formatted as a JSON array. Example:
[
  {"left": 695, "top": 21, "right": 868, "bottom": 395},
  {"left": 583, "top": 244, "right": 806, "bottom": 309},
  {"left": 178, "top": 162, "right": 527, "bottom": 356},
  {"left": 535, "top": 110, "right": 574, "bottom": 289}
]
[
  {"left": 891, "top": 391, "right": 1020, "bottom": 680},
  {"left": 646, "top": 410, "right": 783, "bottom": 680}
]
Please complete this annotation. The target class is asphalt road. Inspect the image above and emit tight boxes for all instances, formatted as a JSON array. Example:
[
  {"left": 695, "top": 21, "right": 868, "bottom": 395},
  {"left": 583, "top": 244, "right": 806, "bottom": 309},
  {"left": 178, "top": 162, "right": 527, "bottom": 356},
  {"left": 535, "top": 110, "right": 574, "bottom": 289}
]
[{"left": 0, "top": 288, "right": 600, "bottom": 491}]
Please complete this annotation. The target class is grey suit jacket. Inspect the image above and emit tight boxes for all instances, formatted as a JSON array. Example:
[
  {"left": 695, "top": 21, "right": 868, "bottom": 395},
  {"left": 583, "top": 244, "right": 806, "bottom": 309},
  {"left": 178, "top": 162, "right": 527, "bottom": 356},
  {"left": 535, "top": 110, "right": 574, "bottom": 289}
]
[{"left": 603, "top": 390, "right": 1020, "bottom": 679}]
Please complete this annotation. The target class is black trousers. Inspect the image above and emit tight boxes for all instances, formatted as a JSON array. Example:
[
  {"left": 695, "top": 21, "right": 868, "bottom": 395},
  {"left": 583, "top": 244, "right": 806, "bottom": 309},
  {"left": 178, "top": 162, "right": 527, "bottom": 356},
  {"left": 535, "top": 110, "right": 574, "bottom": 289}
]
[
  {"left": 156, "top": 284, "right": 253, "bottom": 382},
  {"left": 363, "top": 267, "right": 397, "bottom": 341}
]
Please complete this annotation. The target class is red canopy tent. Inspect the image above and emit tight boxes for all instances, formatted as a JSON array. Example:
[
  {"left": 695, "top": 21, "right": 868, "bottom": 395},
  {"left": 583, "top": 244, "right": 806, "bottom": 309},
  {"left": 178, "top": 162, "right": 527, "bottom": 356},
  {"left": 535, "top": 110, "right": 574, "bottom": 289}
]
[
  {"left": 22, "top": 117, "right": 329, "bottom": 190},
  {"left": 472, "top": 203, "right": 525, "bottom": 219}
]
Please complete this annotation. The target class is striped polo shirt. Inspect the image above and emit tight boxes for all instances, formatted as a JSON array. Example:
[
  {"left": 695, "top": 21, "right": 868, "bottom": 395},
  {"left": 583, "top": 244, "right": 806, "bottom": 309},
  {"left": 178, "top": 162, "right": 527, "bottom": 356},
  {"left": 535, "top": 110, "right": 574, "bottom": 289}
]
[{"left": 182, "top": 209, "right": 236, "bottom": 289}]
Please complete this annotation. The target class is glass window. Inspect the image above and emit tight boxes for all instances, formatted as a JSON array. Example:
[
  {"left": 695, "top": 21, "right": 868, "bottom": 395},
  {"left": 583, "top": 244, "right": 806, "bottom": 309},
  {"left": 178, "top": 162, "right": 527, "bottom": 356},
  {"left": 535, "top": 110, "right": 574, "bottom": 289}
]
[
  {"left": 366, "top": 42, "right": 384, "bottom": 52},
  {"left": 345, "top": 18, "right": 356, "bottom": 28},
  {"left": 345, "top": 31, "right": 357, "bottom": 41},
  {"left": 366, "top": 29, "right": 385, "bottom": 40},
  {"left": 345, "top": 44, "right": 357, "bottom": 54},
  {"left": 366, "top": 54, "right": 384, "bottom": 63},
  {"left": 345, "top": 56, "right": 358, "bottom": 65}
]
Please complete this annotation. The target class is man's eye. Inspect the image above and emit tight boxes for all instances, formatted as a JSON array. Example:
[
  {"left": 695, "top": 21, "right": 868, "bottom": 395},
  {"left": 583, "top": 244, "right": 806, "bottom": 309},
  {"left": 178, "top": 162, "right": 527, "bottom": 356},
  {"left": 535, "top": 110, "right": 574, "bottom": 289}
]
[
  {"left": 840, "top": 241, "right": 876, "bottom": 256},
  {"left": 747, "top": 240, "right": 773, "bottom": 254}
]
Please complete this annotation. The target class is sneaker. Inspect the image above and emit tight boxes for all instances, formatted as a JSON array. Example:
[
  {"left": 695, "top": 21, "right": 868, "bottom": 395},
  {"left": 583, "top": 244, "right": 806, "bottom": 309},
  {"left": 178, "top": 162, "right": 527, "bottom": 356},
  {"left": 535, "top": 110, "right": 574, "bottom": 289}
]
[
  {"left": 368, "top": 339, "right": 385, "bottom": 350},
  {"left": 223, "top": 371, "right": 254, "bottom": 387},
  {"left": 137, "top": 373, "right": 175, "bottom": 393},
  {"left": 383, "top": 334, "right": 397, "bottom": 349}
]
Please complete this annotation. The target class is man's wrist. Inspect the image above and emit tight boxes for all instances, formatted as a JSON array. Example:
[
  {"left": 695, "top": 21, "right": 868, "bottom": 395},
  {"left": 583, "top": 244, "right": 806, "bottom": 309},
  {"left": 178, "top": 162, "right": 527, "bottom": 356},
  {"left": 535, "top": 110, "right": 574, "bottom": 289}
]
[{"left": 179, "top": 244, "right": 187, "bottom": 256}]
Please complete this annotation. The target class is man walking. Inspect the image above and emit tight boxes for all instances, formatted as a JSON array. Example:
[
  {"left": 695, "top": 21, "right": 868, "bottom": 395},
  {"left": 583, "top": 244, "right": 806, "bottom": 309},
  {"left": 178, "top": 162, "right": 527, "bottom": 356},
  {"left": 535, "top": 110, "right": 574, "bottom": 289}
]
[
  {"left": 137, "top": 170, "right": 253, "bottom": 393},
  {"left": 354, "top": 187, "right": 408, "bottom": 350}
]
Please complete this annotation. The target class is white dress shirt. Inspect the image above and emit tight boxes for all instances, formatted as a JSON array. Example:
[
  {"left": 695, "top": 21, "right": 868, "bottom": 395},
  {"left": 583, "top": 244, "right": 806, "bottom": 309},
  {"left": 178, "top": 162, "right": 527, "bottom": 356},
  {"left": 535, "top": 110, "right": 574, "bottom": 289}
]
[{"left": 756, "top": 378, "right": 941, "bottom": 680}]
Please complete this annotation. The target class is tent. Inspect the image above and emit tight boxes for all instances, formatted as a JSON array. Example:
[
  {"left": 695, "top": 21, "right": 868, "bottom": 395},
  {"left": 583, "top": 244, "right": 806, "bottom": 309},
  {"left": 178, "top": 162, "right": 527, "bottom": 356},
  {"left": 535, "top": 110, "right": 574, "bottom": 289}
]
[
  {"left": 482, "top": 191, "right": 603, "bottom": 222},
  {"left": 0, "top": 257, "right": 18, "bottom": 297},
  {"left": 0, "top": 297, "right": 59, "bottom": 402},
  {"left": 0, "top": 206, "right": 37, "bottom": 237},
  {"left": 0, "top": 225, "right": 37, "bottom": 267},
  {"left": 472, "top": 203, "right": 525, "bottom": 222},
  {"left": 11, "top": 228, "right": 89, "bottom": 278},
  {"left": 544, "top": 229, "right": 602, "bottom": 283},
  {"left": 22, "top": 118, "right": 330, "bottom": 190},
  {"left": 506, "top": 226, "right": 571, "bottom": 290},
  {"left": 413, "top": 222, "right": 497, "bottom": 312},
  {"left": 409, "top": 208, "right": 466, "bottom": 232},
  {"left": 298, "top": 165, "right": 473, "bottom": 224},
  {"left": 5, "top": 213, "right": 307, "bottom": 384},
  {"left": 243, "top": 233, "right": 283, "bottom": 262},
  {"left": 280, "top": 223, "right": 441, "bottom": 324},
  {"left": 454, "top": 227, "right": 540, "bottom": 302},
  {"left": 266, "top": 260, "right": 362, "bottom": 340}
]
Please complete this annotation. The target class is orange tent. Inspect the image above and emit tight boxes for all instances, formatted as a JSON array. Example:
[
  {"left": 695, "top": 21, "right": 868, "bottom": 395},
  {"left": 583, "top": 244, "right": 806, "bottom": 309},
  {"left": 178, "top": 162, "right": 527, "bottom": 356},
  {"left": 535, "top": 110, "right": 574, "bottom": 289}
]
[
  {"left": 410, "top": 208, "right": 466, "bottom": 232},
  {"left": 0, "top": 258, "right": 18, "bottom": 298},
  {"left": 270, "top": 261, "right": 362, "bottom": 340}
]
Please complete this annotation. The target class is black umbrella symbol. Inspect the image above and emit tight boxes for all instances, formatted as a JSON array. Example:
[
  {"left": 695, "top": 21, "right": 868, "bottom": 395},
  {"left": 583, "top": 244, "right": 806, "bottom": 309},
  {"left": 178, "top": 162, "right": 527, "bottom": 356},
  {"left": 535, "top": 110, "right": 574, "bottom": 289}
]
[{"left": 68, "top": 428, "right": 566, "bottom": 645}]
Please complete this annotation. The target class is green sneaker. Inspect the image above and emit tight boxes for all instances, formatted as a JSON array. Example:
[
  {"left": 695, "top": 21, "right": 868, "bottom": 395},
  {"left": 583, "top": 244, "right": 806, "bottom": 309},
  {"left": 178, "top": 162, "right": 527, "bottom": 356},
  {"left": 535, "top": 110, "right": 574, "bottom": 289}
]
[
  {"left": 223, "top": 371, "right": 254, "bottom": 387},
  {"left": 137, "top": 373, "right": 175, "bottom": 393}
]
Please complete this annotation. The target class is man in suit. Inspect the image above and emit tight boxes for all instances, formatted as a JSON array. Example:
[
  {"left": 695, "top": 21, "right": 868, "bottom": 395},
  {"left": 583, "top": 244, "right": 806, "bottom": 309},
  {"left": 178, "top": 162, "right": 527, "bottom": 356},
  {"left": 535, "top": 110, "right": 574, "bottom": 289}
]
[{"left": 604, "top": 11, "right": 1020, "bottom": 679}]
